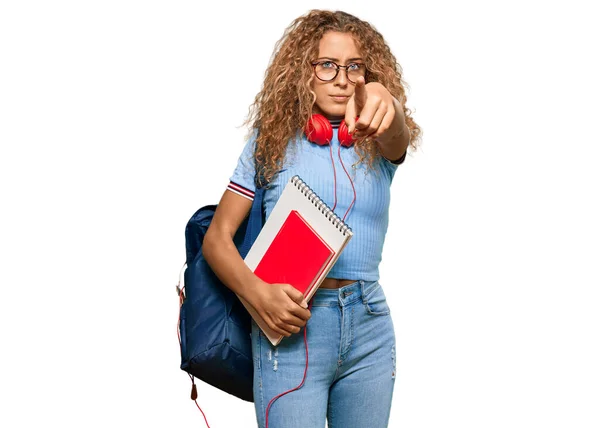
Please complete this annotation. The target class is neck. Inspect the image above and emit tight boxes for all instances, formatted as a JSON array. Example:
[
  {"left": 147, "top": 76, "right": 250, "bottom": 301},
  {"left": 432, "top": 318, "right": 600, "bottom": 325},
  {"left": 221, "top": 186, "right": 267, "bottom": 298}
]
[{"left": 329, "top": 117, "right": 343, "bottom": 128}]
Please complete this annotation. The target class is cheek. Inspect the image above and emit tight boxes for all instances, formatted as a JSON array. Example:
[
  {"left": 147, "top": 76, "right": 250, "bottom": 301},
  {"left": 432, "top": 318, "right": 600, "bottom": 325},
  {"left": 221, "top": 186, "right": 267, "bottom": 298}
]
[
  {"left": 312, "top": 84, "right": 326, "bottom": 100},
  {"left": 313, "top": 84, "right": 331, "bottom": 110}
]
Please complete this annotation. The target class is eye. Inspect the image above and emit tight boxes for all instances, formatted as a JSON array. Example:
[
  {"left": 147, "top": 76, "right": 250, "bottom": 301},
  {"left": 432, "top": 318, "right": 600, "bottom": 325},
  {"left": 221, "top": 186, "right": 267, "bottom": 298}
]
[
  {"left": 347, "top": 63, "right": 362, "bottom": 71},
  {"left": 321, "top": 61, "right": 336, "bottom": 69}
]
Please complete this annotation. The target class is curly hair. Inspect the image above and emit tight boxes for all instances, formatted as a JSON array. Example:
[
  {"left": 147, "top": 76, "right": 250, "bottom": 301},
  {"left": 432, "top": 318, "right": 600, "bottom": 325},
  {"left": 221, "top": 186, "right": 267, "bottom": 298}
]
[{"left": 243, "top": 9, "right": 422, "bottom": 184}]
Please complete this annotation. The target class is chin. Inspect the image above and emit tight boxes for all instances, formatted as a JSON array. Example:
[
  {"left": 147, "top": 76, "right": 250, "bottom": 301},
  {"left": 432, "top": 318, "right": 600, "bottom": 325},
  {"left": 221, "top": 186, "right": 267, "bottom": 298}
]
[{"left": 318, "top": 104, "right": 346, "bottom": 119}]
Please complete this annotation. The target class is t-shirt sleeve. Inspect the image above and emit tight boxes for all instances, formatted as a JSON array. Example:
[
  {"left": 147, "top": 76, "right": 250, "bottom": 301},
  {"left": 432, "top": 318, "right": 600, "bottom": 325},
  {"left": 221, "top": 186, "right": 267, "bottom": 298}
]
[
  {"left": 227, "top": 134, "right": 258, "bottom": 201},
  {"left": 380, "top": 149, "right": 406, "bottom": 182}
]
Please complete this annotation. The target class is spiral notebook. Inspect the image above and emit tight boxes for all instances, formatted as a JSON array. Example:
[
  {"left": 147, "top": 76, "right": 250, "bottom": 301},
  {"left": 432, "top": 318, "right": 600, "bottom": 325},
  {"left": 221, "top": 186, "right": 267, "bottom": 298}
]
[{"left": 239, "top": 175, "right": 353, "bottom": 346}]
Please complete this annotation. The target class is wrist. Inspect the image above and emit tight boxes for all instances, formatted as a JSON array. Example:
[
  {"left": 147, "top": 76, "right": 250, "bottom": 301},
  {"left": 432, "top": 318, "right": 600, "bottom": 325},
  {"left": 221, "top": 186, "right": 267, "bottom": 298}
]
[{"left": 242, "top": 276, "right": 267, "bottom": 305}]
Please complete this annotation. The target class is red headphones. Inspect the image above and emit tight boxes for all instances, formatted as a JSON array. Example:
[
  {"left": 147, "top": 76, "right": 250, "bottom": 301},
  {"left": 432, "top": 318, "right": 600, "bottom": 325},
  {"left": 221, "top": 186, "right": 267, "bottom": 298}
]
[{"left": 304, "top": 114, "right": 354, "bottom": 147}]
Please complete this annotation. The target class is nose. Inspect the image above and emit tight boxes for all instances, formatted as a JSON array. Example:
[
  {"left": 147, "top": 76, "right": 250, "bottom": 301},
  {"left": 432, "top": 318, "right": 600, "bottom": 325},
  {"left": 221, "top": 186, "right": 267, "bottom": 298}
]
[{"left": 334, "top": 68, "right": 349, "bottom": 86}]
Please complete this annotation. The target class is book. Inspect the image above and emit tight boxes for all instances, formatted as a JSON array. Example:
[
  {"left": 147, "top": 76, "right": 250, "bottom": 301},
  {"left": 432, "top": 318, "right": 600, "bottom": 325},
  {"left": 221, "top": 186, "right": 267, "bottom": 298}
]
[
  {"left": 239, "top": 175, "right": 353, "bottom": 346},
  {"left": 253, "top": 210, "right": 335, "bottom": 295}
]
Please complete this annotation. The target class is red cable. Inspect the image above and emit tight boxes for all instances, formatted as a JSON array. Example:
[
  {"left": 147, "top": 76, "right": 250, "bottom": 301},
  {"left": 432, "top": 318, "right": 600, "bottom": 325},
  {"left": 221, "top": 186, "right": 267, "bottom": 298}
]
[
  {"left": 265, "top": 301, "right": 313, "bottom": 428},
  {"left": 329, "top": 143, "right": 338, "bottom": 211},
  {"left": 177, "top": 282, "right": 211, "bottom": 428},
  {"left": 338, "top": 144, "right": 357, "bottom": 222},
  {"left": 194, "top": 398, "right": 211, "bottom": 428}
]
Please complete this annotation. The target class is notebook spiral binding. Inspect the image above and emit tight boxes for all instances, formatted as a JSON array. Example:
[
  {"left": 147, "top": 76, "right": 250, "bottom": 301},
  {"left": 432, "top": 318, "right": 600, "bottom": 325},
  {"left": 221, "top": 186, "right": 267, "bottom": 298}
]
[{"left": 291, "top": 175, "right": 352, "bottom": 236}]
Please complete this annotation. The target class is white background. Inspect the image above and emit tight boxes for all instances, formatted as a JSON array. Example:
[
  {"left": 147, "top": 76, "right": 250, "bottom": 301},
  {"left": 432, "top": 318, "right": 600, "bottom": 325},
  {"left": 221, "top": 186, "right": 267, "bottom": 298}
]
[{"left": 1, "top": 0, "right": 599, "bottom": 427}]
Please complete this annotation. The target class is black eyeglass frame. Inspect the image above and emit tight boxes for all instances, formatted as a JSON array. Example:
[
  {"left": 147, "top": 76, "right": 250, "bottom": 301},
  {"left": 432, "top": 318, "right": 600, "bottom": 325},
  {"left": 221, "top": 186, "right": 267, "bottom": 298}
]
[{"left": 311, "top": 60, "right": 368, "bottom": 84}]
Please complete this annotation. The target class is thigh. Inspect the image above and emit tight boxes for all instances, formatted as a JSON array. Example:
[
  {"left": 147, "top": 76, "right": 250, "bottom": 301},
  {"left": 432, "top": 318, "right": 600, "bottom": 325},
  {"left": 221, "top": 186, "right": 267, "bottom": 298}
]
[
  {"left": 251, "top": 306, "right": 340, "bottom": 428},
  {"left": 327, "top": 284, "right": 397, "bottom": 428}
]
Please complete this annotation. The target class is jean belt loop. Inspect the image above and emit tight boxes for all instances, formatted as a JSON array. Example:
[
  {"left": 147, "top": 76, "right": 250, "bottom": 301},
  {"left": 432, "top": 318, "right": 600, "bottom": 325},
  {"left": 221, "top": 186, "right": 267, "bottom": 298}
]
[{"left": 360, "top": 280, "right": 367, "bottom": 303}]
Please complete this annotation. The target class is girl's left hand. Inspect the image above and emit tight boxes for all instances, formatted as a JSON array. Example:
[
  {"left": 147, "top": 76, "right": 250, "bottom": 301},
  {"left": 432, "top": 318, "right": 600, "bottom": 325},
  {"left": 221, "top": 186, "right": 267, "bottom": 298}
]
[{"left": 344, "top": 76, "right": 405, "bottom": 144}]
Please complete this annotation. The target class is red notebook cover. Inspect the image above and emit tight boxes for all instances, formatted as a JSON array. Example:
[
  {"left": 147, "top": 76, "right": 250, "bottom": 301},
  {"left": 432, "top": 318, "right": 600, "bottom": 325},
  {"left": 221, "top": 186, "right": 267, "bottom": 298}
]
[{"left": 253, "top": 210, "right": 334, "bottom": 295}]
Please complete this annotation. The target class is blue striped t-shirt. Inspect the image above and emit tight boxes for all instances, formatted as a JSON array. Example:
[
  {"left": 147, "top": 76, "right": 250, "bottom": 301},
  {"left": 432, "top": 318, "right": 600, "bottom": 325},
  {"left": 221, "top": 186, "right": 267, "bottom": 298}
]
[{"left": 227, "top": 126, "right": 404, "bottom": 281}]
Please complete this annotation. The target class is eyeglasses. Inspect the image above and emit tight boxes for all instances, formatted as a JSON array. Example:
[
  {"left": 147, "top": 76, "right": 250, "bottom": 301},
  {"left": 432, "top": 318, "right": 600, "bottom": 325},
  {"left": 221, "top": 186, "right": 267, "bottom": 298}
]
[{"left": 311, "top": 60, "right": 367, "bottom": 84}]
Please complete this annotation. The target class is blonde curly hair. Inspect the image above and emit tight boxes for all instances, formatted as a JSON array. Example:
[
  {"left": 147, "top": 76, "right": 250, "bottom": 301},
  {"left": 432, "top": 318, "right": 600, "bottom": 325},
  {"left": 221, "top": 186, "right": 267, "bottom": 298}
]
[{"left": 243, "top": 9, "right": 421, "bottom": 184}]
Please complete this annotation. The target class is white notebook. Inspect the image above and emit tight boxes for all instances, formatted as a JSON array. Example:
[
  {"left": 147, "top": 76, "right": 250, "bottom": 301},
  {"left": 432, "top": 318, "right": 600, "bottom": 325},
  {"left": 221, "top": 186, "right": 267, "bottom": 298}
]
[{"left": 239, "top": 175, "right": 353, "bottom": 346}]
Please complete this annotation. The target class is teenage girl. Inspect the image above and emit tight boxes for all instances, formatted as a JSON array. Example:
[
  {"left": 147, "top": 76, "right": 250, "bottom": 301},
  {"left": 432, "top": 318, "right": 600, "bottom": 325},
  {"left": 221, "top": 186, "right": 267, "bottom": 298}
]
[{"left": 203, "top": 9, "right": 421, "bottom": 428}]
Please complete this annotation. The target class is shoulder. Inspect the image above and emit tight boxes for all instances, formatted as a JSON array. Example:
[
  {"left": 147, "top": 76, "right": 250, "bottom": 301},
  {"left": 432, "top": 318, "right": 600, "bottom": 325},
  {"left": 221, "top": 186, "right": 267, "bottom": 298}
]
[{"left": 228, "top": 130, "right": 261, "bottom": 197}]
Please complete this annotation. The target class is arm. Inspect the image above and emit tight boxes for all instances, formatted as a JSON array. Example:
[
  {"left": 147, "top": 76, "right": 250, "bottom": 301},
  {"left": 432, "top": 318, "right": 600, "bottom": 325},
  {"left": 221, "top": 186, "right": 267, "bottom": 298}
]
[
  {"left": 202, "top": 190, "right": 257, "bottom": 299},
  {"left": 345, "top": 77, "right": 410, "bottom": 163},
  {"left": 376, "top": 98, "right": 410, "bottom": 163},
  {"left": 202, "top": 189, "right": 311, "bottom": 337}
]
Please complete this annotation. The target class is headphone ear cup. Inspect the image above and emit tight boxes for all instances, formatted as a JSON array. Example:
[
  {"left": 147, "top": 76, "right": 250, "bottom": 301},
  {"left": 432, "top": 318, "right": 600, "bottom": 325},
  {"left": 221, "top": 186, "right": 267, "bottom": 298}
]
[
  {"left": 305, "top": 114, "right": 333, "bottom": 146},
  {"left": 338, "top": 118, "right": 356, "bottom": 147}
]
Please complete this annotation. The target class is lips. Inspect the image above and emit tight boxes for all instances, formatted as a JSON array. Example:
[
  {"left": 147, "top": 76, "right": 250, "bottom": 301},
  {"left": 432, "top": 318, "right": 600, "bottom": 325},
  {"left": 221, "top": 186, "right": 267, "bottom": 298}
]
[{"left": 330, "top": 95, "right": 349, "bottom": 102}]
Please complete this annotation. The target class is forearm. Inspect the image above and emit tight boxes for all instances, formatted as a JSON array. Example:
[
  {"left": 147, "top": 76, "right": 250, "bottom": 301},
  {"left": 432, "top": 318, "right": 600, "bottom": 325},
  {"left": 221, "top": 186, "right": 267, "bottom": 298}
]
[
  {"left": 376, "top": 98, "right": 410, "bottom": 161},
  {"left": 202, "top": 227, "right": 261, "bottom": 302}
]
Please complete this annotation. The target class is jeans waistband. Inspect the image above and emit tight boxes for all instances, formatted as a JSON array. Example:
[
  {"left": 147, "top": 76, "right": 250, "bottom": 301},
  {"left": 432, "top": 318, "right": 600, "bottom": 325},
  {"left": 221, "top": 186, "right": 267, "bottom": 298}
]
[{"left": 309, "top": 280, "right": 379, "bottom": 307}]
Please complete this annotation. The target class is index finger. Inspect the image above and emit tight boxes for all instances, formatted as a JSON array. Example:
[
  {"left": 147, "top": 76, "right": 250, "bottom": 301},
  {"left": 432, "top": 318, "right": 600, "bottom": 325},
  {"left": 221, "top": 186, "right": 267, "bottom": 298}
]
[
  {"left": 354, "top": 76, "right": 367, "bottom": 112},
  {"left": 345, "top": 99, "right": 357, "bottom": 134}
]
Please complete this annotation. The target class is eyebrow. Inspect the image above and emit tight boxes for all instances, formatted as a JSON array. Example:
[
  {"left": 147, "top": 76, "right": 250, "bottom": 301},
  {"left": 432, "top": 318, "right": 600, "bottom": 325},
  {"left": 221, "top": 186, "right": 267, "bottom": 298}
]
[{"left": 315, "top": 57, "right": 364, "bottom": 62}]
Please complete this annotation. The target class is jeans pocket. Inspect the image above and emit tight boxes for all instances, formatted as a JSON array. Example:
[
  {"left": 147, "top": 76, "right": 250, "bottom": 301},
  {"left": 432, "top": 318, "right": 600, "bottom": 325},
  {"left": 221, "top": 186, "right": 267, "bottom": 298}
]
[{"left": 363, "top": 284, "right": 391, "bottom": 316}]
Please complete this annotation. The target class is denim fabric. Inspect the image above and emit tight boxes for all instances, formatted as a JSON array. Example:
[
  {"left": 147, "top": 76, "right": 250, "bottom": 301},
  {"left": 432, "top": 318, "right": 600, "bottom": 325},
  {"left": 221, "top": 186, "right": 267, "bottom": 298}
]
[{"left": 251, "top": 280, "right": 396, "bottom": 428}]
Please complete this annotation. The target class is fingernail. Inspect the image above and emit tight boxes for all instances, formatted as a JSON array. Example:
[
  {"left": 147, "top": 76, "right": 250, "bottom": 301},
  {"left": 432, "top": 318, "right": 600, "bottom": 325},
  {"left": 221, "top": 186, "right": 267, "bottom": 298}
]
[{"left": 302, "top": 299, "right": 308, "bottom": 308}]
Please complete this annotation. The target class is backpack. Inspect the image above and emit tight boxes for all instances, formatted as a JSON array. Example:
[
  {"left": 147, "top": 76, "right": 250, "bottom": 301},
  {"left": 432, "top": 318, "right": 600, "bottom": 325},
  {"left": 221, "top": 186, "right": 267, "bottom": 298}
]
[{"left": 177, "top": 180, "right": 266, "bottom": 402}]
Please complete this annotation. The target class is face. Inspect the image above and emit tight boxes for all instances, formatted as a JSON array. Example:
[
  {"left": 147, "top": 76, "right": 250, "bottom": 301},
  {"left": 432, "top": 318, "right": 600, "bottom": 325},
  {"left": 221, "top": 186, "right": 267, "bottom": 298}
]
[{"left": 311, "top": 31, "right": 365, "bottom": 119}]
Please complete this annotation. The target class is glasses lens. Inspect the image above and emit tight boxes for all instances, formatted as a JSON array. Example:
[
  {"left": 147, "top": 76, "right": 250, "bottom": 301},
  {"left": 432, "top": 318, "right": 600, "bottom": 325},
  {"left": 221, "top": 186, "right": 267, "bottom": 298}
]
[
  {"left": 315, "top": 63, "right": 337, "bottom": 81},
  {"left": 347, "top": 64, "right": 366, "bottom": 83}
]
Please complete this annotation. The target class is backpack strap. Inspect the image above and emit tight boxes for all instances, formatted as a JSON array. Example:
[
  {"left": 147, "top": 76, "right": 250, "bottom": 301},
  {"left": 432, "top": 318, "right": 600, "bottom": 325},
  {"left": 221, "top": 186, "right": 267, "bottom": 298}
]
[
  {"left": 239, "top": 184, "right": 265, "bottom": 258},
  {"left": 238, "top": 145, "right": 268, "bottom": 258}
]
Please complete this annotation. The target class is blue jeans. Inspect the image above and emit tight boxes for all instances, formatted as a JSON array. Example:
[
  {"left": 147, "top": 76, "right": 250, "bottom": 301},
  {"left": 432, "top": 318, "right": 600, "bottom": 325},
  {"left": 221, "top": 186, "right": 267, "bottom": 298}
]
[{"left": 251, "top": 280, "right": 396, "bottom": 428}]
